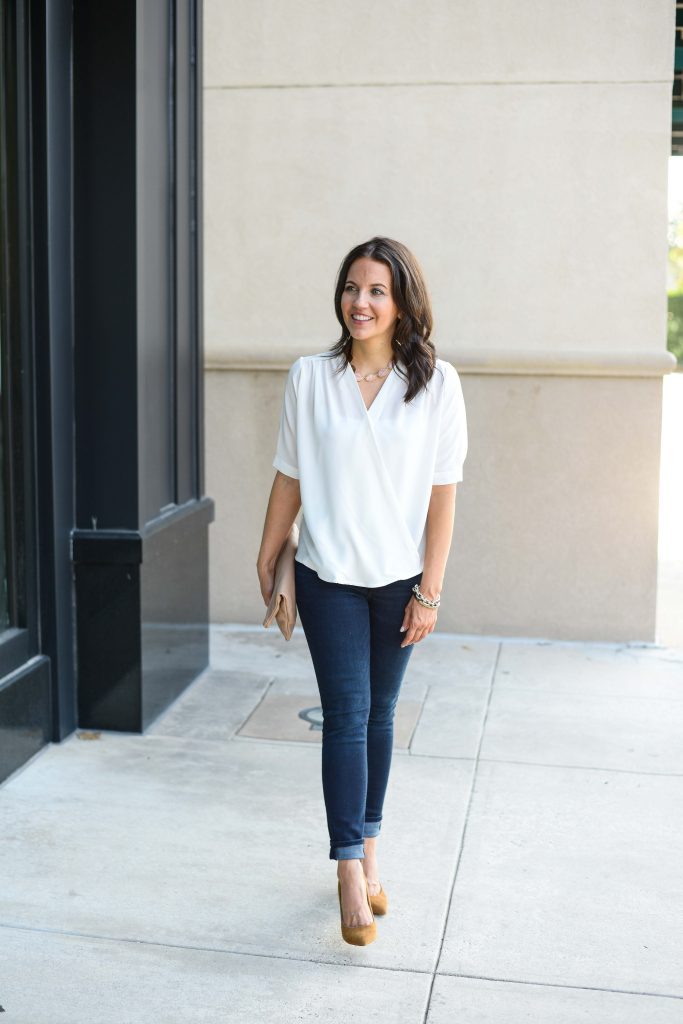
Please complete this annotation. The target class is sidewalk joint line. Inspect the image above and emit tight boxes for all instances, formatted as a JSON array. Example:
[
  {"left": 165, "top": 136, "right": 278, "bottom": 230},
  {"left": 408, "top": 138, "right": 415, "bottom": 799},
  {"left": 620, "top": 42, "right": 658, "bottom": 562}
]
[
  {"left": 0, "top": 921, "right": 432, "bottom": 976},
  {"left": 407, "top": 681, "right": 433, "bottom": 754},
  {"left": 408, "top": 751, "right": 683, "bottom": 778},
  {"left": 421, "top": 640, "right": 502, "bottom": 1023},
  {"left": 3, "top": 919, "right": 680, "bottom": 999},
  {"left": 231, "top": 675, "right": 278, "bottom": 740},
  {"left": 476, "top": 757, "right": 683, "bottom": 778},
  {"left": 437, "top": 969, "right": 683, "bottom": 1002}
]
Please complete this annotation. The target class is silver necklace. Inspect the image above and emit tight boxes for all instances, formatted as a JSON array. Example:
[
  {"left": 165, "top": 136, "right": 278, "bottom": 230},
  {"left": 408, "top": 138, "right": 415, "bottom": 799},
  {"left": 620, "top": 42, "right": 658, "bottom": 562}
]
[{"left": 350, "top": 357, "right": 394, "bottom": 382}]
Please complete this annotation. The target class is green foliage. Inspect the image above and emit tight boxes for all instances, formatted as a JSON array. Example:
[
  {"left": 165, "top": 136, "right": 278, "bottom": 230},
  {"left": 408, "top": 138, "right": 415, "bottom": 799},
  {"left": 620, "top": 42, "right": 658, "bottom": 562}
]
[
  {"left": 667, "top": 293, "right": 683, "bottom": 365},
  {"left": 668, "top": 201, "right": 683, "bottom": 366}
]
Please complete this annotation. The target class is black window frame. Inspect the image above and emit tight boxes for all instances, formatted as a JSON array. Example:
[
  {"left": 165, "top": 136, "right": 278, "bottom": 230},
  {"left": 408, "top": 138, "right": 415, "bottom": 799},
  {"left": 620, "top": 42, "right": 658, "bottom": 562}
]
[{"left": 0, "top": 0, "right": 41, "bottom": 681}]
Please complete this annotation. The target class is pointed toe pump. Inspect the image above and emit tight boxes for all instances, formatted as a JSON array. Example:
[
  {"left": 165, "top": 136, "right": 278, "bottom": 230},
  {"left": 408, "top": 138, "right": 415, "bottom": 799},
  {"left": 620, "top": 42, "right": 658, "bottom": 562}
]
[{"left": 337, "top": 875, "right": 377, "bottom": 946}]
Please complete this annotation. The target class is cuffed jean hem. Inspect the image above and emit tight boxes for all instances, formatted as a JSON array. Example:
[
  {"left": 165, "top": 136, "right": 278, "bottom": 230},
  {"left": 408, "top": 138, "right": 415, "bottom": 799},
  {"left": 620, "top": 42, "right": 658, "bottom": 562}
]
[
  {"left": 330, "top": 842, "right": 365, "bottom": 861},
  {"left": 363, "top": 820, "right": 382, "bottom": 838}
]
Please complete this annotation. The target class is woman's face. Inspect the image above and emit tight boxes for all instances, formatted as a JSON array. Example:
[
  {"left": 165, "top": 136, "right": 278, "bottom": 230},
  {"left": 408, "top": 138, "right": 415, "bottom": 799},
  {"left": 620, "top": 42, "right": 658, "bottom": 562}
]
[{"left": 340, "top": 257, "right": 400, "bottom": 349}]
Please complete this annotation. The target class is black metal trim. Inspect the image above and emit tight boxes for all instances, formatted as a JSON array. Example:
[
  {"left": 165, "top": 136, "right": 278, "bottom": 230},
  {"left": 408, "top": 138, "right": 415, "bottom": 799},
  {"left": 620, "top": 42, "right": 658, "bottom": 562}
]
[
  {"left": 0, "top": 629, "right": 30, "bottom": 681},
  {"left": 0, "top": 0, "right": 42, "bottom": 684},
  {"left": 193, "top": 0, "right": 205, "bottom": 501},
  {"left": 71, "top": 495, "right": 214, "bottom": 564}
]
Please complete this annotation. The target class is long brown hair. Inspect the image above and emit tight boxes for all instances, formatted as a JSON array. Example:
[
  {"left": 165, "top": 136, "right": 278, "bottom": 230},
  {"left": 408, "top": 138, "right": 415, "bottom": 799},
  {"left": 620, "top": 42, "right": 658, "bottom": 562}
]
[{"left": 325, "top": 236, "right": 438, "bottom": 402}]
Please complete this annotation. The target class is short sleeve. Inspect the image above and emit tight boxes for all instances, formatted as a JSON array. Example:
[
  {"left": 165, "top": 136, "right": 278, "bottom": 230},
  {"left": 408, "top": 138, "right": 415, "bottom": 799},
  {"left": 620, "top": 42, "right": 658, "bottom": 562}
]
[
  {"left": 272, "top": 358, "right": 302, "bottom": 480},
  {"left": 432, "top": 363, "right": 468, "bottom": 484}
]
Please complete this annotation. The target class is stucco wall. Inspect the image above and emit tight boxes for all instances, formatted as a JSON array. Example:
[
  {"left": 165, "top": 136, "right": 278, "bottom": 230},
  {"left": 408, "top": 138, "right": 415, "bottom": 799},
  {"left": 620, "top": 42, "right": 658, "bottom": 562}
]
[{"left": 203, "top": 0, "right": 676, "bottom": 641}]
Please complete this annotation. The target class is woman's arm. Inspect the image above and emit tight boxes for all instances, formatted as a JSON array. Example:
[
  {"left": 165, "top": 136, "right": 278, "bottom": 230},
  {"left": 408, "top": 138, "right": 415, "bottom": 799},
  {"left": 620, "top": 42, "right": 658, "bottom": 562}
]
[
  {"left": 400, "top": 482, "right": 457, "bottom": 647},
  {"left": 421, "top": 482, "right": 457, "bottom": 600},
  {"left": 256, "top": 470, "right": 302, "bottom": 604}
]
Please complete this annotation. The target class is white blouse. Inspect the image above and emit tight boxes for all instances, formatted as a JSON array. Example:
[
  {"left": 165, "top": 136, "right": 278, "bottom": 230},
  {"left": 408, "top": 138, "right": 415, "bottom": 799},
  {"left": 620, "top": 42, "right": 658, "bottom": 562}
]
[{"left": 272, "top": 350, "right": 468, "bottom": 587}]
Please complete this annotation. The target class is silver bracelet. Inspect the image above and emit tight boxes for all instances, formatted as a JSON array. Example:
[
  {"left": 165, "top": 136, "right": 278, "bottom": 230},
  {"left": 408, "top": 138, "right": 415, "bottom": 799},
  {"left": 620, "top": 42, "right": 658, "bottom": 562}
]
[{"left": 412, "top": 584, "right": 441, "bottom": 609}]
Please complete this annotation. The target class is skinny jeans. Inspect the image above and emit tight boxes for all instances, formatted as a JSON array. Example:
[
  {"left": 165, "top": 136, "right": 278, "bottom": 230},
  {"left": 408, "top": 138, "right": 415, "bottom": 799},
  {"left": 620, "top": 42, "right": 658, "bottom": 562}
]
[{"left": 294, "top": 558, "right": 422, "bottom": 860}]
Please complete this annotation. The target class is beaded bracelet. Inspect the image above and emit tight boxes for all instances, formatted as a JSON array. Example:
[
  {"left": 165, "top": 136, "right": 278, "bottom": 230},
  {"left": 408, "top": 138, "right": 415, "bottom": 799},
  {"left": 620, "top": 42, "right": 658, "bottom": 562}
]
[{"left": 412, "top": 584, "right": 441, "bottom": 609}]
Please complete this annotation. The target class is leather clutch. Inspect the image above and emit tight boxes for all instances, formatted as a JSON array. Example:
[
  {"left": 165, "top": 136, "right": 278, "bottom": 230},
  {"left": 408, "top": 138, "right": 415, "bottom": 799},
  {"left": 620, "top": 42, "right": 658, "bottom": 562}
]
[{"left": 262, "top": 523, "right": 299, "bottom": 640}]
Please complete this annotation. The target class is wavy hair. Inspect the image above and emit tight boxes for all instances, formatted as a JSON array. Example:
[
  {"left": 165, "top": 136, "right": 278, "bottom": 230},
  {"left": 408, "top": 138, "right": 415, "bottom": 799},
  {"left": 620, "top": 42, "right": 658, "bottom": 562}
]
[{"left": 325, "top": 236, "right": 438, "bottom": 402}]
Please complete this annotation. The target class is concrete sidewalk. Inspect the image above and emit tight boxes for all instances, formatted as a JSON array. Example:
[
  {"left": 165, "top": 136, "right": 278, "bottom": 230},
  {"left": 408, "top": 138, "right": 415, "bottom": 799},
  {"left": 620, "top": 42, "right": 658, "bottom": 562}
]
[{"left": 1, "top": 627, "right": 682, "bottom": 1022}]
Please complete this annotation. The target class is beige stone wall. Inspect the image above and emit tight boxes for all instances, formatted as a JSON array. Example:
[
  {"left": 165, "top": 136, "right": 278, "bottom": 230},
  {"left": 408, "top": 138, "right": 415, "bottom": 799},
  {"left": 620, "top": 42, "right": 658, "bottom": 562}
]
[{"left": 203, "top": 0, "right": 677, "bottom": 641}]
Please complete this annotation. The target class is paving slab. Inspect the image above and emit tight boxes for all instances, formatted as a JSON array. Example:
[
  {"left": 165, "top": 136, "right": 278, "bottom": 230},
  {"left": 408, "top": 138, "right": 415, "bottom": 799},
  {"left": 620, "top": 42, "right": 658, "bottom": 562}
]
[
  {"left": 410, "top": 685, "right": 491, "bottom": 758},
  {"left": 438, "top": 760, "right": 683, "bottom": 995},
  {"left": 495, "top": 642, "right": 683, "bottom": 699},
  {"left": 147, "top": 670, "right": 271, "bottom": 742},
  {"left": 427, "top": 975, "right": 683, "bottom": 1023},
  {"left": 266, "top": 673, "right": 323, "bottom": 697},
  {"left": 481, "top": 684, "right": 683, "bottom": 773},
  {"left": 0, "top": 927, "right": 431, "bottom": 1024},
  {"left": 408, "top": 634, "right": 499, "bottom": 689},
  {"left": 210, "top": 627, "right": 317, "bottom": 679},
  {"left": 0, "top": 732, "right": 474, "bottom": 972}
]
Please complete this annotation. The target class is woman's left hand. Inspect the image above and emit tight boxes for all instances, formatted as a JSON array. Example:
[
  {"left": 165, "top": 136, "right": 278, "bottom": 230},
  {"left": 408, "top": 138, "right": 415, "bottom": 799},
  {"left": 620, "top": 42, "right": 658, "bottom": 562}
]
[{"left": 400, "top": 596, "right": 438, "bottom": 647}]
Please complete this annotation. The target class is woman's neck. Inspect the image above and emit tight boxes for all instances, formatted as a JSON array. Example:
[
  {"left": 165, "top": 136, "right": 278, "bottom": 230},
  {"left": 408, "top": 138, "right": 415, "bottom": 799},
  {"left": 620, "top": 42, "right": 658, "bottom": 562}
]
[{"left": 350, "top": 341, "right": 394, "bottom": 372}]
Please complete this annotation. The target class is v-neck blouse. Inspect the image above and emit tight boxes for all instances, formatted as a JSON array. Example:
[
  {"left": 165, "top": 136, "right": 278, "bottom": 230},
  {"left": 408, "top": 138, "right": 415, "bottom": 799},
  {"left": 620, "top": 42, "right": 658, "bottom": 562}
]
[{"left": 272, "top": 350, "right": 468, "bottom": 587}]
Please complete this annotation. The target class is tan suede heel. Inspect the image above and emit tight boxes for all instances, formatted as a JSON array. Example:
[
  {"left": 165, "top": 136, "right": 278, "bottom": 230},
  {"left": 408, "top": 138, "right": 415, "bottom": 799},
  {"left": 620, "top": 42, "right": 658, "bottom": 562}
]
[
  {"left": 367, "top": 882, "right": 388, "bottom": 916},
  {"left": 337, "top": 875, "right": 377, "bottom": 946}
]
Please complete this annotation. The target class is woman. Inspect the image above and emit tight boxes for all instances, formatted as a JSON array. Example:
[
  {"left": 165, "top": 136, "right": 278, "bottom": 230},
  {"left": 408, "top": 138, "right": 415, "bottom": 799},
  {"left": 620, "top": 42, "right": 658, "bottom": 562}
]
[{"left": 256, "top": 236, "right": 468, "bottom": 946}]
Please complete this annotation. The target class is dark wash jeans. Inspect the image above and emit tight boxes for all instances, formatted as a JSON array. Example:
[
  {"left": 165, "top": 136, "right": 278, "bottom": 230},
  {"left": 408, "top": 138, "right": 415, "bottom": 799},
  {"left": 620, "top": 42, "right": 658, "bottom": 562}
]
[{"left": 294, "top": 558, "right": 422, "bottom": 861}]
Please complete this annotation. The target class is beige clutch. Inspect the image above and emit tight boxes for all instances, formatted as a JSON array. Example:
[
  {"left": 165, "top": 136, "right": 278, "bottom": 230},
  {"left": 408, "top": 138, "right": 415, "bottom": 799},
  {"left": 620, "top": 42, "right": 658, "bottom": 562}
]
[{"left": 262, "top": 523, "right": 299, "bottom": 640}]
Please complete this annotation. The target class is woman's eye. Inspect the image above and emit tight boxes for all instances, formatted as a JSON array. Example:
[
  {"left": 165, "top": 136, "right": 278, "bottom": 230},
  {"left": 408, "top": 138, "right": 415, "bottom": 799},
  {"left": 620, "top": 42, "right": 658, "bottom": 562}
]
[{"left": 344, "top": 284, "right": 385, "bottom": 295}]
